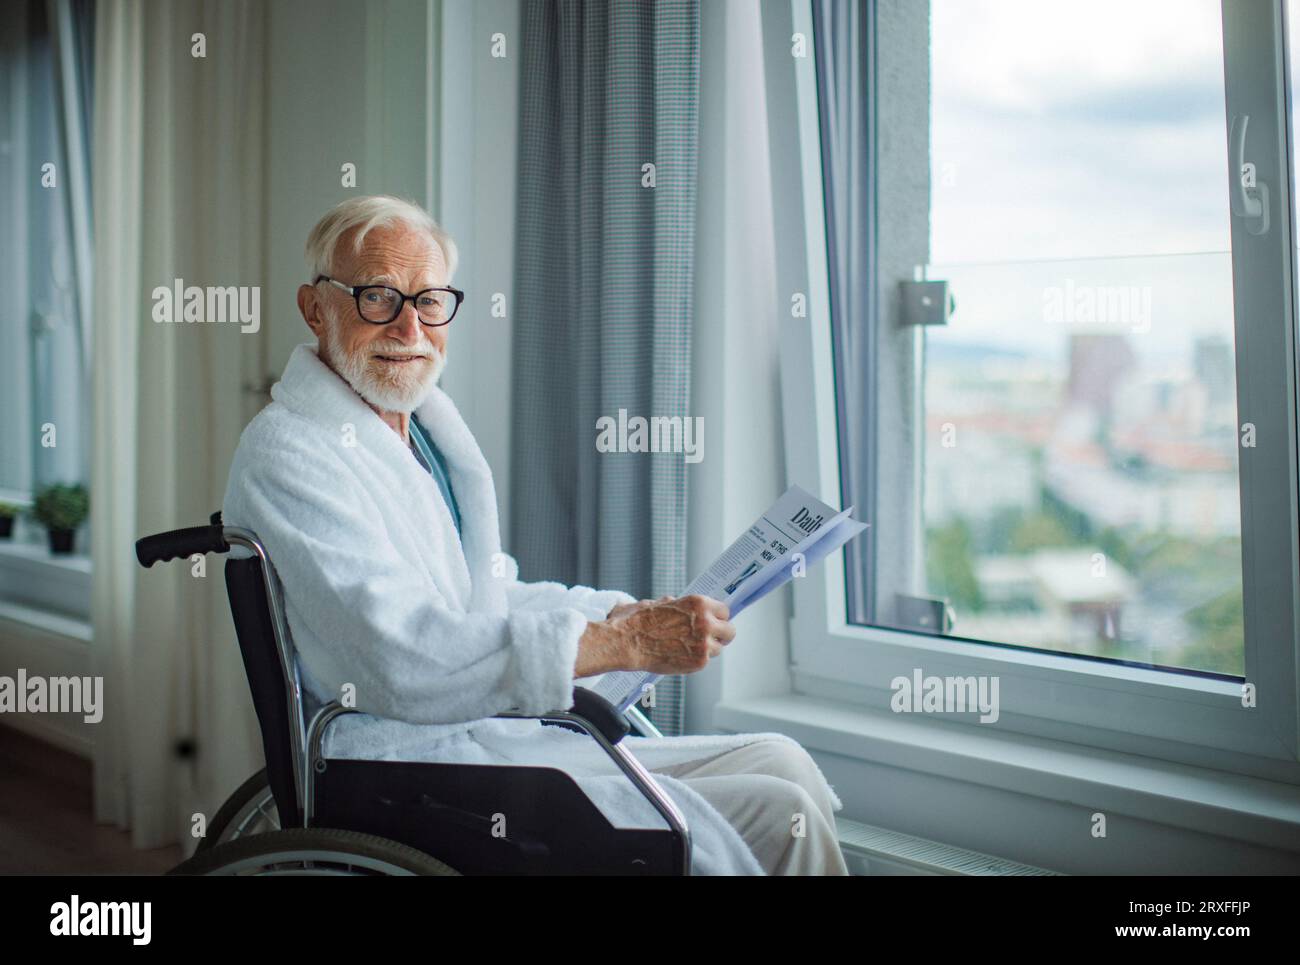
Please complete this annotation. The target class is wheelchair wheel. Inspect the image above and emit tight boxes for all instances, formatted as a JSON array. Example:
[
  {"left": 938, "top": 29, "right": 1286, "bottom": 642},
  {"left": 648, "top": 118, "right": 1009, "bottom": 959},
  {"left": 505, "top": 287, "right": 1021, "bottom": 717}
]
[
  {"left": 169, "top": 828, "right": 461, "bottom": 876},
  {"left": 196, "top": 768, "right": 279, "bottom": 853}
]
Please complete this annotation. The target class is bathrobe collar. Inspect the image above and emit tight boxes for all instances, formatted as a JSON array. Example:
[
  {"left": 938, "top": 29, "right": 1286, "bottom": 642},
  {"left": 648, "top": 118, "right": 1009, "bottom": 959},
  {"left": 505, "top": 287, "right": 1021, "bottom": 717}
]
[{"left": 270, "top": 341, "right": 507, "bottom": 615}]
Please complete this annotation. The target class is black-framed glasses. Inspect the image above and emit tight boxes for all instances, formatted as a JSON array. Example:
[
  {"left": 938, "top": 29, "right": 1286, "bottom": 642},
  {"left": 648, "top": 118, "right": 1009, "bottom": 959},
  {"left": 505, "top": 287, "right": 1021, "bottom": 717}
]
[{"left": 315, "top": 275, "right": 465, "bottom": 326}]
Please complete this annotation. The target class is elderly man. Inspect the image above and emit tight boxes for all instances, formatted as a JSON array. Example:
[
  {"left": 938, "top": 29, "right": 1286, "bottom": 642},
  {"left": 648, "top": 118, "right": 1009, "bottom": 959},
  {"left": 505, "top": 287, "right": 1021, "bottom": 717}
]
[{"left": 223, "top": 195, "right": 848, "bottom": 875}]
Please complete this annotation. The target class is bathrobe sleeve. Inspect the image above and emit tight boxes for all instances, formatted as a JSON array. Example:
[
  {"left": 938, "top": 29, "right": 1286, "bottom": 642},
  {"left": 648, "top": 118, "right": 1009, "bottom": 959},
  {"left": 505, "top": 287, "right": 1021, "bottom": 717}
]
[
  {"left": 228, "top": 444, "right": 590, "bottom": 725},
  {"left": 499, "top": 556, "right": 638, "bottom": 623}
]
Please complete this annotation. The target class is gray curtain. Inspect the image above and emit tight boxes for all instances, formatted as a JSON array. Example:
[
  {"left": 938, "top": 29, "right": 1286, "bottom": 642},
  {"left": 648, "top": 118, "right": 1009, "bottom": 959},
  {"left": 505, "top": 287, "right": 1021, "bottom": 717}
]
[
  {"left": 511, "top": 0, "right": 700, "bottom": 735},
  {"left": 813, "top": 0, "right": 876, "bottom": 624}
]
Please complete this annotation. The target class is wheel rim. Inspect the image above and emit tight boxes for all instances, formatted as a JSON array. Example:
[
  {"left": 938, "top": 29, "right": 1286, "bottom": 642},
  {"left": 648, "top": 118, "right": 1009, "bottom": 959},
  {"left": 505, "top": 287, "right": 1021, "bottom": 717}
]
[
  {"left": 200, "top": 848, "right": 424, "bottom": 876},
  {"left": 222, "top": 791, "right": 281, "bottom": 843}
]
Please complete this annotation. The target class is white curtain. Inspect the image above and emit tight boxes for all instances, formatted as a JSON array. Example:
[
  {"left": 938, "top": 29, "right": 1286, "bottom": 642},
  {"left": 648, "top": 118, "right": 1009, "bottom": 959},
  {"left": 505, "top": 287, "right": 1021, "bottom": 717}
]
[{"left": 91, "top": 0, "right": 265, "bottom": 850}]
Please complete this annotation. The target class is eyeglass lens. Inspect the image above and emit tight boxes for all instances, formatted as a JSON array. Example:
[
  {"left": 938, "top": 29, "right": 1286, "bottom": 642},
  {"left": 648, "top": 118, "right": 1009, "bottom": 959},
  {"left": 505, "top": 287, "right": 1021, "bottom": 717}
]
[{"left": 357, "top": 287, "right": 456, "bottom": 324}]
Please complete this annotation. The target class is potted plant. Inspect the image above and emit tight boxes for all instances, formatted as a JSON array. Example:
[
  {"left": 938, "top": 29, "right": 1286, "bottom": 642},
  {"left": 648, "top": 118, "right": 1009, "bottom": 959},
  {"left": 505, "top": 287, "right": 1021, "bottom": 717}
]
[
  {"left": 31, "top": 483, "right": 89, "bottom": 554},
  {"left": 0, "top": 502, "right": 18, "bottom": 539}
]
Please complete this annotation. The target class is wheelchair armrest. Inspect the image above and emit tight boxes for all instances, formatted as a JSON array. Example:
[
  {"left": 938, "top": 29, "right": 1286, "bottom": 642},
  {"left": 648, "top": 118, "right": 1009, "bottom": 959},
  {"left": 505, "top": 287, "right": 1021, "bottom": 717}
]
[
  {"left": 495, "top": 686, "right": 690, "bottom": 866},
  {"left": 309, "top": 689, "right": 691, "bottom": 870},
  {"left": 496, "top": 686, "right": 631, "bottom": 745},
  {"left": 311, "top": 687, "right": 628, "bottom": 749},
  {"left": 309, "top": 687, "right": 629, "bottom": 759},
  {"left": 560, "top": 687, "right": 632, "bottom": 745}
]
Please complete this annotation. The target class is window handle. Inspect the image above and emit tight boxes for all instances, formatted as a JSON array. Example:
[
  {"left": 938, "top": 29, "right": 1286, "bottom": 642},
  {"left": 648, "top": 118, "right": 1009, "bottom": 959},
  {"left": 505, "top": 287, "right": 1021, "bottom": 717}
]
[{"left": 1229, "top": 113, "right": 1270, "bottom": 235}]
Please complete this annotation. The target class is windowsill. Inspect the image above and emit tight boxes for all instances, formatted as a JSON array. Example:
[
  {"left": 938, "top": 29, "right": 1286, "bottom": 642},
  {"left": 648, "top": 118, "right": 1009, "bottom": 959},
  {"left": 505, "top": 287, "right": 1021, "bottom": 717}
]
[
  {"left": 714, "top": 693, "right": 1300, "bottom": 855},
  {"left": 0, "top": 539, "right": 91, "bottom": 626},
  {"left": 0, "top": 539, "right": 91, "bottom": 571},
  {"left": 0, "top": 599, "right": 91, "bottom": 643}
]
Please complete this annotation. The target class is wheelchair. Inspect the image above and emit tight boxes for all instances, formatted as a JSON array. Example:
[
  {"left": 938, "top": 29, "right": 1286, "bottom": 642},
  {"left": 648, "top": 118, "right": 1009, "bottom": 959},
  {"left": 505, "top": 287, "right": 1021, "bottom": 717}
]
[{"left": 135, "top": 512, "right": 691, "bottom": 875}]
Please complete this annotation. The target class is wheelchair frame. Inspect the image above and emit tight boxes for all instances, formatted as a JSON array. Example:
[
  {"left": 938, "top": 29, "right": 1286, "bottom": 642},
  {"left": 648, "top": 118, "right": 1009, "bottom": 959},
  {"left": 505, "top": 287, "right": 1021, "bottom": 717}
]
[{"left": 136, "top": 513, "right": 692, "bottom": 875}]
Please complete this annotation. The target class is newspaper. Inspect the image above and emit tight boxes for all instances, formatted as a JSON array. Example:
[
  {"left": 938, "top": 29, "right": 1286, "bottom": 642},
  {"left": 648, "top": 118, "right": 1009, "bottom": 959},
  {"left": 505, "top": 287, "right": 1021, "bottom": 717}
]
[{"left": 589, "top": 485, "right": 868, "bottom": 714}]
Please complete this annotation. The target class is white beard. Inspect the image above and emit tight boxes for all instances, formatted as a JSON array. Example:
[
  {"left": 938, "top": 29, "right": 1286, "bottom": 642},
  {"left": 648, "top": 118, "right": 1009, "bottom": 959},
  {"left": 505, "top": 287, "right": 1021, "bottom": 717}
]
[{"left": 319, "top": 314, "right": 446, "bottom": 415}]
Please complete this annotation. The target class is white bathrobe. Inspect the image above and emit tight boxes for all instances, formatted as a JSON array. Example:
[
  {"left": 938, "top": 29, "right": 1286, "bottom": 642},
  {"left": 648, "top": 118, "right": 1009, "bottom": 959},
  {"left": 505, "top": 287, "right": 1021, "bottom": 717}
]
[{"left": 223, "top": 342, "right": 836, "bottom": 875}]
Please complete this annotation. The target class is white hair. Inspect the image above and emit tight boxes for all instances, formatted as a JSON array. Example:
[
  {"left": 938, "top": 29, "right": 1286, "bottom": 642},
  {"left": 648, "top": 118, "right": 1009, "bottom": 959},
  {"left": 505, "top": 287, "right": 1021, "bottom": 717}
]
[{"left": 304, "top": 195, "right": 458, "bottom": 282}]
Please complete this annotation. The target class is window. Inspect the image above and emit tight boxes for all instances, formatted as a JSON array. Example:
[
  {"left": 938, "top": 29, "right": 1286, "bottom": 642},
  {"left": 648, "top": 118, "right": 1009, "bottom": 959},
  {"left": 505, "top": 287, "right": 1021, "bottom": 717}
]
[
  {"left": 0, "top": 0, "right": 93, "bottom": 518},
  {"left": 0, "top": 0, "right": 94, "bottom": 625},
  {"left": 777, "top": 0, "right": 1300, "bottom": 778},
  {"left": 920, "top": 0, "right": 1244, "bottom": 676}
]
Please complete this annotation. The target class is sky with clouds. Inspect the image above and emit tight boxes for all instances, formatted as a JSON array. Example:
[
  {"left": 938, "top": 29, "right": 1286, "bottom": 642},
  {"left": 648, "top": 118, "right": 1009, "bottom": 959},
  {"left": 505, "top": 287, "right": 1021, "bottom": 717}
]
[{"left": 924, "top": 0, "right": 1263, "bottom": 364}]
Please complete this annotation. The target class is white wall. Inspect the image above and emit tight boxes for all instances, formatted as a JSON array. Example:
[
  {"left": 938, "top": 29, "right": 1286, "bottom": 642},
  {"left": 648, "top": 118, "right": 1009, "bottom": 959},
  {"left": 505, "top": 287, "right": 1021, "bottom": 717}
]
[
  {"left": 260, "top": 0, "right": 523, "bottom": 540},
  {"left": 685, "top": 0, "right": 794, "bottom": 732},
  {"left": 434, "top": 0, "right": 522, "bottom": 546},
  {"left": 262, "top": 0, "right": 433, "bottom": 383}
]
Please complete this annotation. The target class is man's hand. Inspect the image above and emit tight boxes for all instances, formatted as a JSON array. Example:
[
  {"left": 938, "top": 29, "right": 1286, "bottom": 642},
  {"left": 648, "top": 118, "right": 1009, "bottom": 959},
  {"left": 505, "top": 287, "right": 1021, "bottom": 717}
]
[
  {"left": 575, "top": 594, "right": 735, "bottom": 677},
  {"left": 606, "top": 595, "right": 672, "bottom": 622},
  {"left": 618, "top": 594, "right": 736, "bottom": 675}
]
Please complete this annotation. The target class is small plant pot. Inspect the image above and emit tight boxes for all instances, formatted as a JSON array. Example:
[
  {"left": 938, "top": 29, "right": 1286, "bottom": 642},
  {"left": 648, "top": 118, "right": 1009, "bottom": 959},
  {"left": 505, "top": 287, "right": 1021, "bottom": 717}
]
[
  {"left": 0, "top": 517, "right": 13, "bottom": 539},
  {"left": 47, "top": 528, "right": 76, "bottom": 554}
]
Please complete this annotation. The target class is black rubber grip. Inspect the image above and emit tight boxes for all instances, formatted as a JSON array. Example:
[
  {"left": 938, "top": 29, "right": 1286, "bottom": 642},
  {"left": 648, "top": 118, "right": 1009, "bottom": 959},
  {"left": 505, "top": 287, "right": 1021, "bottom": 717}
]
[
  {"left": 541, "top": 686, "right": 632, "bottom": 745},
  {"left": 135, "top": 525, "right": 230, "bottom": 568}
]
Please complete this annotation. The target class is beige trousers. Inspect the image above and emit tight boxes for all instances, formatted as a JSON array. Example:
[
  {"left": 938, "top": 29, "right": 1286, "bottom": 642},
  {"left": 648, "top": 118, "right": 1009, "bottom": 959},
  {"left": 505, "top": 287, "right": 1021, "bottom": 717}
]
[{"left": 650, "top": 738, "right": 850, "bottom": 876}]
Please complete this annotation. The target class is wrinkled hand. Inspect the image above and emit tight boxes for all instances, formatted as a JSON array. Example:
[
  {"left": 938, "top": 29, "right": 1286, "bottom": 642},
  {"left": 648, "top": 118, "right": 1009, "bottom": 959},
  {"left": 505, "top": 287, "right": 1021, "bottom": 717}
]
[
  {"left": 607, "top": 594, "right": 736, "bottom": 675},
  {"left": 606, "top": 595, "right": 673, "bottom": 622}
]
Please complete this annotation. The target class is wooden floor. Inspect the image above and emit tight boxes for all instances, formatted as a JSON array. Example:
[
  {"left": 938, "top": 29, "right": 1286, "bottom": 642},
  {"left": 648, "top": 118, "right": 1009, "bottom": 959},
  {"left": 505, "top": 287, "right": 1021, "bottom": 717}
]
[{"left": 0, "top": 725, "right": 182, "bottom": 874}]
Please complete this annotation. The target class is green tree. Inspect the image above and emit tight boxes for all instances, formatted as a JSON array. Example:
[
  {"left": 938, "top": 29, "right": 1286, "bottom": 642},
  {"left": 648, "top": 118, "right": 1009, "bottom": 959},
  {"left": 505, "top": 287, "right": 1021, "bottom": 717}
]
[
  {"left": 1181, "top": 590, "right": 1246, "bottom": 677},
  {"left": 1008, "top": 512, "right": 1076, "bottom": 554},
  {"left": 1096, "top": 526, "right": 1135, "bottom": 572},
  {"left": 927, "top": 520, "right": 983, "bottom": 613}
]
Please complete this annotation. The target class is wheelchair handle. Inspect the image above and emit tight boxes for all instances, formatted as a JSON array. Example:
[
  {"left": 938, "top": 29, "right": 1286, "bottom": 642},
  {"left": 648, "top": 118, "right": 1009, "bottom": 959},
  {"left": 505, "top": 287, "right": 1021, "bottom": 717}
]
[{"left": 135, "top": 515, "right": 230, "bottom": 568}]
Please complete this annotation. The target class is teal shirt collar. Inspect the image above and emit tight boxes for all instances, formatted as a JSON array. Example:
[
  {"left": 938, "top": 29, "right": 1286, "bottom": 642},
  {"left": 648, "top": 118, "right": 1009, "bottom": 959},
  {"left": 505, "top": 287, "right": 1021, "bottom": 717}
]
[{"left": 409, "top": 413, "right": 463, "bottom": 537}]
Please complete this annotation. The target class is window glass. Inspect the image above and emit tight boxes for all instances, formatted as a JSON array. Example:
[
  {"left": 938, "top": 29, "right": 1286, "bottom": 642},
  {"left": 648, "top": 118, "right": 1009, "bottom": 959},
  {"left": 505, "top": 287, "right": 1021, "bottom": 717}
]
[{"left": 920, "top": 0, "right": 1243, "bottom": 675}]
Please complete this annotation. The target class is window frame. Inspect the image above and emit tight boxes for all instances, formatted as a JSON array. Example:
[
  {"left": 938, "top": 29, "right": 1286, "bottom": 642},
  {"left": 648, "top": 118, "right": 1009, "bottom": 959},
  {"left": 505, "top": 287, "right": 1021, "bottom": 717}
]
[{"left": 770, "top": 0, "right": 1300, "bottom": 784}]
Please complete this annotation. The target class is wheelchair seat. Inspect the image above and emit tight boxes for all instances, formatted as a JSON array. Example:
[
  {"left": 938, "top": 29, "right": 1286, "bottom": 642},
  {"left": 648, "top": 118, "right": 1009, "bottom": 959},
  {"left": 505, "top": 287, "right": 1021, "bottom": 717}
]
[{"left": 136, "top": 512, "right": 690, "bottom": 875}]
